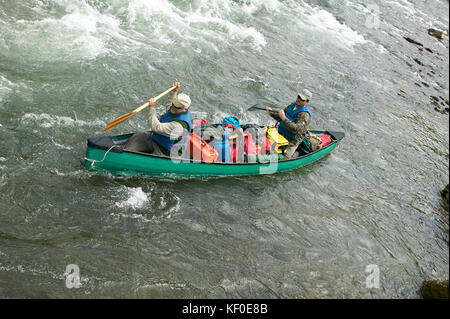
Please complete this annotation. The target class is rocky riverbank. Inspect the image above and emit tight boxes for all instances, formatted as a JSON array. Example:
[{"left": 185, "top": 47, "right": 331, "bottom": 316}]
[
  {"left": 441, "top": 183, "right": 449, "bottom": 211},
  {"left": 420, "top": 279, "right": 449, "bottom": 299},
  {"left": 400, "top": 27, "right": 449, "bottom": 114}
]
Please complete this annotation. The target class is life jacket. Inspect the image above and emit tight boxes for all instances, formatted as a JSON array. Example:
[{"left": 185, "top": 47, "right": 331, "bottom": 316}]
[
  {"left": 151, "top": 109, "right": 192, "bottom": 152},
  {"left": 277, "top": 102, "right": 311, "bottom": 141}
]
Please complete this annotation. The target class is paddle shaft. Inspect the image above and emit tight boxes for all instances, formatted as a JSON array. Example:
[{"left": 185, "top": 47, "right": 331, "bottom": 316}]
[
  {"left": 132, "top": 86, "right": 176, "bottom": 113},
  {"left": 247, "top": 105, "right": 280, "bottom": 112},
  {"left": 103, "top": 86, "right": 175, "bottom": 132}
]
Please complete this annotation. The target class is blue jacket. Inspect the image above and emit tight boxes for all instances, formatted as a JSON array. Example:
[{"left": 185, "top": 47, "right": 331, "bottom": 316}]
[
  {"left": 277, "top": 102, "right": 311, "bottom": 141},
  {"left": 151, "top": 109, "right": 192, "bottom": 152}
]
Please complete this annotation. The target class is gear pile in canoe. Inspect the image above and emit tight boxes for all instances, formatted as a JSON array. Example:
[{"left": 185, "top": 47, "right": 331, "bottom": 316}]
[{"left": 84, "top": 122, "right": 344, "bottom": 178}]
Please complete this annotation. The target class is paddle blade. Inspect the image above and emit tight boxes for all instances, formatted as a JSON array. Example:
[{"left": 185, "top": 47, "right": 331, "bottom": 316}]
[
  {"left": 102, "top": 86, "right": 173, "bottom": 132},
  {"left": 247, "top": 105, "right": 267, "bottom": 111},
  {"left": 103, "top": 111, "right": 136, "bottom": 132}
]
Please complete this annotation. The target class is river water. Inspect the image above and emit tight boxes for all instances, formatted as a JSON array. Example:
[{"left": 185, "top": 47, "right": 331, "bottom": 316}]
[{"left": 0, "top": 0, "right": 448, "bottom": 298}]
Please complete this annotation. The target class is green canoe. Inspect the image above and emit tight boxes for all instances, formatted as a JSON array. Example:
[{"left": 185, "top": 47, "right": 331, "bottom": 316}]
[{"left": 84, "top": 127, "right": 344, "bottom": 178}]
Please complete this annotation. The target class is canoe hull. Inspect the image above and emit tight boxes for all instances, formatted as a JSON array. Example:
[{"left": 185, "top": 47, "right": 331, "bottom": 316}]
[{"left": 84, "top": 130, "right": 344, "bottom": 178}]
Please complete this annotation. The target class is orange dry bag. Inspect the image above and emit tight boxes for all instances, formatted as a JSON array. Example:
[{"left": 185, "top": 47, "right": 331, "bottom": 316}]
[{"left": 188, "top": 132, "right": 219, "bottom": 162}]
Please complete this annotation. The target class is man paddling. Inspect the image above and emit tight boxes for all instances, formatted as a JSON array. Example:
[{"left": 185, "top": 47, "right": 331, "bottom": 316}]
[
  {"left": 266, "top": 89, "right": 321, "bottom": 158},
  {"left": 123, "top": 82, "right": 192, "bottom": 157}
]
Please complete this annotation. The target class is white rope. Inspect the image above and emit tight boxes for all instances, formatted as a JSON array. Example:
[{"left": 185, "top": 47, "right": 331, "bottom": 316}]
[{"left": 84, "top": 145, "right": 121, "bottom": 168}]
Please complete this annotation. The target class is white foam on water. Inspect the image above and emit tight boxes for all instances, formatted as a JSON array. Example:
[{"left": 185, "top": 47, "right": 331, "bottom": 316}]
[
  {"left": 115, "top": 187, "right": 149, "bottom": 210},
  {"left": 13, "top": 1, "right": 122, "bottom": 60},
  {"left": 0, "top": 74, "right": 31, "bottom": 104},
  {"left": 113, "top": 191, "right": 180, "bottom": 223},
  {"left": 387, "top": 0, "right": 446, "bottom": 29},
  {"left": 127, "top": 0, "right": 176, "bottom": 23},
  {"left": 125, "top": 0, "right": 268, "bottom": 52},
  {"left": 159, "top": 196, "right": 166, "bottom": 209},
  {"left": 224, "top": 21, "right": 267, "bottom": 51},
  {"left": 240, "top": 0, "right": 282, "bottom": 15},
  {"left": 165, "top": 194, "right": 180, "bottom": 217},
  {"left": 186, "top": 14, "right": 267, "bottom": 50},
  {"left": 302, "top": 8, "right": 366, "bottom": 49},
  {"left": 22, "top": 113, "right": 105, "bottom": 128},
  {"left": 385, "top": 0, "right": 416, "bottom": 16},
  {"left": 0, "top": 262, "right": 65, "bottom": 281},
  {"left": 50, "top": 137, "right": 73, "bottom": 150},
  {"left": 5, "top": 0, "right": 275, "bottom": 60},
  {"left": 0, "top": 74, "right": 15, "bottom": 88},
  {"left": 0, "top": 74, "right": 15, "bottom": 101},
  {"left": 342, "top": 0, "right": 369, "bottom": 13},
  {"left": 184, "top": 14, "right": 267, "bottom": 51},
  {"left": 137, "top": 281, "right": 187, "bottom": 291},
  {"left": 51, "top": 169, "right": 66, "bottom": 176}
]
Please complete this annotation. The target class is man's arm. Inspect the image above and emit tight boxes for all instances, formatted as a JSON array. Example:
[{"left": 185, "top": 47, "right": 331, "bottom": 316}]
[
  {"left": 148, "top": 108, "right": 185, "bottom": 138},
  {"left": 268, "top": 111, "right": 280, "bottom": 121},
  {"left": 267, "top": 105, "right": 289, "bottom": 121},
  {"left": 164, "top": 82, "right": 180, "bottom": 111},
  {"left": 164, "top": 91, "right": 177, "bottom": 111},
  {"left": 281, "top": 112, "right": 310, "bottom": 135}
]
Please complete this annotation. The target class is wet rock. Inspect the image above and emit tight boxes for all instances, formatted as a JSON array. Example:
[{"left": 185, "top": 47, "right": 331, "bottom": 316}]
[
  {"left": 434, "top": 106, "right": 449, "bottom": 114},
  {"left": 413, "top": 58, "right": 424, "bottom": 66},
  {"left": 441, "top": 183, "right": 449, "bottom": 211},
  {"left": 428, "top": 28, "right": 447, "bottom": 40},
  {"left": 398, "top": 89, "right": 407, "bottom": 98},
  {"left": 403, "top": 37, "right": 434, "bottom": 53},
  {"left": 420, "top": 279, "right": 449, "bottom": 299},
  {"left": 431, "top": 96, "right": 440, "bottom": 103},
  {"left": 404, "top": 37, "right": 423, "bottom": 46},
  {"left": 431, "top": 96, "right": 450, "bottom": 114}
]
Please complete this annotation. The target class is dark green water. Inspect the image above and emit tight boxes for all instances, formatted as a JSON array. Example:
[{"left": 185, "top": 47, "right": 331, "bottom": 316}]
[{"left": 0, "top": 0, "right": 448, "bottom": 298}]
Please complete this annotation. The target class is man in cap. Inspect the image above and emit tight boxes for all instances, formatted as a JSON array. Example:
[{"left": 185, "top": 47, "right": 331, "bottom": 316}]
[
  {"left": 266, "top": 89, "right": 320, "bottom": 158},
  {"left": 123, "top": 82, "right": 192, "bottom": 157}
]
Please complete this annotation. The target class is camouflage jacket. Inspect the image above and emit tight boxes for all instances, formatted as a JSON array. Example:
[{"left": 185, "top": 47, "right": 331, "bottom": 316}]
[{"left": 269, "top": 104, "right": 311, "bottom": 142}]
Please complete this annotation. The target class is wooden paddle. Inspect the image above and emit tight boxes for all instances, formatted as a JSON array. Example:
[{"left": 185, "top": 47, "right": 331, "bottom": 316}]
[{"left": 103, "top": 86, "right": 175, "bottom": 132}]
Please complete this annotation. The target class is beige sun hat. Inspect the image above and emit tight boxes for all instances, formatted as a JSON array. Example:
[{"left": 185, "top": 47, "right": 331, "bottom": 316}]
[
  {"left": 172, "top": 93, "right": 191, "bottom": 109},
  {"left": 298, "top": 89, "right": 312, "bottom": 101}
]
